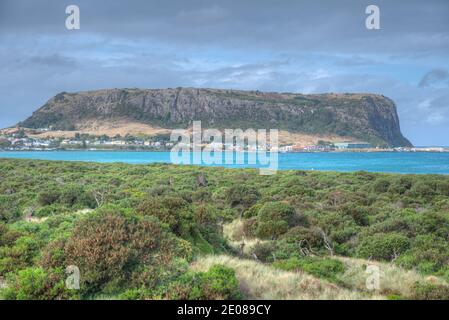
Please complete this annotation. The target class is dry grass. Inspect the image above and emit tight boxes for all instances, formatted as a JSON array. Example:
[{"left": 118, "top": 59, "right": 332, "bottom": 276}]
[
  {"left": 223, "top": 218, "right": 245, "bottom": 241},
  {"left": 277, "top": 130, "right": 355, "bottom": 146},
  {"left": 223, "top": 219, "right": 269, "bottom": 255},
  {"left": 22, "top": 208, "right": 93, "bottom": 224},
  {"left": 4, "top": 120, "right": 355, "bottom": 146},
  {"left": 335, "top": 256, "right": 448, "bottom": 298},
  {"left": 192, "top": 254, "right": 449, "bottom": 300},
  {"left": 191, "top": 255, "right": 383, "bottom": 300},
  {"left": 22, "top": 120, "right": 171, "bottom": 138},
  {"left": 220, "top": 219, "right": 449, "bottom": 299}
]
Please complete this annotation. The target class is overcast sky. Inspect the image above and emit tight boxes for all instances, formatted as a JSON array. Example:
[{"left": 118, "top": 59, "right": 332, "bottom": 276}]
[{"left": 0, "top": 0, "right": 448, "bottom": 145}]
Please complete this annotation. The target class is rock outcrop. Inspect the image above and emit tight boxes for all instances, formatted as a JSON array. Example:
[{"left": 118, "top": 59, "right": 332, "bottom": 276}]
[{"left": 18, "top": 88, "right": 412, "bottom": 147}]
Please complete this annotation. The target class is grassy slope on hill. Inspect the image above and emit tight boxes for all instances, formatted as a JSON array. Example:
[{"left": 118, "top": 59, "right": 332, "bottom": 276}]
[{"left": 1, "top": 159, "right": 449, "bottom": 299}]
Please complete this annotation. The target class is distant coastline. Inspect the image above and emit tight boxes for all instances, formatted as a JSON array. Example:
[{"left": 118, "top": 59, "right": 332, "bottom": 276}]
[{"left": 1, "top": 147, "right": 448, "bottom": 153}]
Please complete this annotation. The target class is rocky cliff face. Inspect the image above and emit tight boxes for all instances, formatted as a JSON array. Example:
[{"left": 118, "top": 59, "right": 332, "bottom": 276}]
[{"left": 19, "top": 88, "right": 412, "bottom": 147}]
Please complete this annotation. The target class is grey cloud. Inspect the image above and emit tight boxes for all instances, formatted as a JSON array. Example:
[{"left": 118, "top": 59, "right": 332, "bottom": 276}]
[
  {"left": 176, "top": 5, "right": 229, "bottom": 23},
  {"left": 29, "top": 54, "right": 76, "bottom": 67},
  {"left": 431, "top": 93, "right": 449, "bottom": 110},
  {"left": 420, "top": 94, "right": 449, "bottom": 125},
  {"left": 419, "top": 68, "right": 449, "bottom": 87},
  {"left": 0, "top": 0, "right": 448, "bottom": 56},
  {"left": 333, "top": 55, "right": 380, "bottom": 67},
  {"left": 0, "top": 52, "right": 77, "bottom": 72}
]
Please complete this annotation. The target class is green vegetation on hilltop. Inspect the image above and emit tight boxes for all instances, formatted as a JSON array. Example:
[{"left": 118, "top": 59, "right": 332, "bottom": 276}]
[{"left": 1, "top": 159, "right": 449, "bottom": 299}]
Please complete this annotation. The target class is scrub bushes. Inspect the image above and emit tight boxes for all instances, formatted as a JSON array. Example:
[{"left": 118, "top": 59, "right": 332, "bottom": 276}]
[
  {"left": 136, "top": 196, "right": 190, "bottom": 234},
  {"left": 225, "top": 185, "right": 261, "bottom": 211},
  {"left": 272, "top": 256, "right": 345, "bottom": 282},
  {"left": 280, "top": 226, "right": 324, "bottom": 250},
  {"left": 372, "top": 178, "right": 391, "bottom": 193},
  {"left": 0, "top": 235, "right": 40, "bottom": 275},
  {"left": 396, "top": 235, "right": 449, "bottom": 274},
  {"left": 356, "top": 233, "right": 410, "bottom": 261},
  {"left": 163, "top": 264, "right": 242, "bottom": 300},
  {"left": 2, "top": 159, "right": 449, "bottom": 299},
  {"left": 2, "top": 267, "right": 77, "bottom": 300},
  {"left": 57, "top": 210, "right": 191, "bottom": 295},
  {"left": 411, "top": 282, "right": 449, "bottom": 300},
  {"left": 255, "top": 202, "right": 296, "bottom": 239}
]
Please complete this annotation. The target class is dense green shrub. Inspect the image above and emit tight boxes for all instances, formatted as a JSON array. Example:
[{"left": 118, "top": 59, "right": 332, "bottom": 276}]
[
  {"left": 267, "top": 240, "right": 301, "bottom": 260},
  {"left": 372, "top": 178, "right": 391, "bottom": 193},
  {"left": 251, "top": 241, "right": 278, "bottom": 262},
  {"left": 411, "top": 282, "right": 449, "bottom": 300},
  {"left": 280, "top": 226, "right": 324, "bottom": 250},
  {"left": 200, "top": 264, "right": 241, "bottom": 299},
  {"left": 37, "top": 190, "right": 60, "bottom": 206},
  {"left": 62, "top": 210, "right": 189, "bottom": 294},
  {"left": 60, "top": 184, "right": 96, "bottom": 208},
  {"left": 255, "top": 202, "right": 296, "bottom": 239},
  {"left": 0, "top": 235, "right": 40, "bottom": 275},
  {"left": 243, "top": 203, "right": 263, "bottom": 219},
  {"left": 326, "top": 189, "right": 365, "bottom": 208},
  {"left": 436, "top": 181, "right": 449, "bottom": 196},
  {"left": 317, "top": 211, "right": 359, "bottom": 244},
  {"left": 40, "top": 238, "right": 67, "bottom": 269},
  {"left": 0, "top": 194, "right": 22, "bottom": 222},
  {"left": 191, "top": 189, "right": 211, "bottom": 202},
  {"left": 2, "top": 267, "right": 77, "bottom": 300},
  {"left": 388, "top": 176, "right": 413, "bottom": 195},
  {"left": 193, "top": 203, "right": 217, "bottom": 226},
  {"left": 129, "top": 258, "right": 189, "bottom": 293},
  {"left": 225, "top": 185, "right": 260, "bottom": 210},
  {"left": 163, "top": 265, "right": 242, "bottom": 300},
  {"left": 0, "top": 223, "right": 21, "bottom": 247},
  {"left": 410, "top": 181, "right": 436, "bottom": 198},
  {"left": 136, "top": 196, "right": 191, "bottom": 235},
  {"left": 397, "top": 235, "right": 449, "bottom": 273},
  {"left": 405, "top": 211, "right": 449, "bottom": 238},
  {"left": 339, "top": 204, "right": 370, "bottom": 226},
  {"left": 357, "top": 233, "right": 410, "bottom": 261},
  {"left": 272, "top": 256, "right": 345, "bottom": 282}
]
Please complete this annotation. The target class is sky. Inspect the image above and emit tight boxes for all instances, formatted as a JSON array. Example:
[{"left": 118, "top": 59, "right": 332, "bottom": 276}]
[{"left": 0, "top": 0, "right": 448, "bottom": 146}]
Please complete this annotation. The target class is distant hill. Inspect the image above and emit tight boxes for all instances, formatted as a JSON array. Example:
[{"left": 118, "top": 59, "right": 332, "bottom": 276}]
[{"left": 17, "top": 88, "right": 412, "bottom": 147}]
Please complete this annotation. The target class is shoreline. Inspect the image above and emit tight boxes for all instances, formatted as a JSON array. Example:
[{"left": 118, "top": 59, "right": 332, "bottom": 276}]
[{"left": 1, "top": 148, "right": 449, "bottom": 153}]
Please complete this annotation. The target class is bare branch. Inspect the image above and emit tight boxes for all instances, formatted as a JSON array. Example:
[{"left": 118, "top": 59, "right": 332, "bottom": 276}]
[{"left": 320, "top": 229, "right": 334, "bottom": 256}]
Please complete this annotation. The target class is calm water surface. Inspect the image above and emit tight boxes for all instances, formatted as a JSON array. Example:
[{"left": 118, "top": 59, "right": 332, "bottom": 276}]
[{"left": 1, "top": 151, "right": 449, "bottom": 174}]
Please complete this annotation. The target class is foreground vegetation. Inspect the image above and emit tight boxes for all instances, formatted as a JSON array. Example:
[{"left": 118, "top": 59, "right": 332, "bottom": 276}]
[{"left": 1, "top": 159, "right": 449, "bottom": 299}]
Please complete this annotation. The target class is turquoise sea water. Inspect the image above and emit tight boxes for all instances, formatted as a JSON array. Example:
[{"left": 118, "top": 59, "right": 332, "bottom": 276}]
[{"left": 1, "top": 151, "right": 449, "bottom": 174}]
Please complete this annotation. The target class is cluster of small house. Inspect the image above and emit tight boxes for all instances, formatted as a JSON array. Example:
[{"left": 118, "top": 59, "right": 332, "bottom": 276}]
[
  {"left": 279, "top": 142, "right": 372, "bottom": 152},
  {"left": 0, "top": 135, "right": 175, "bottom": 151},
  {"left": 59, "top": 138, "right": 174, "bottom": 148},
  {"left": 0, "top": 136, "right": 395, "bottom": 153},
  {"left": 2, "top": 134, "right": 448, "bottom": 153},
  {"left": 173, "top": 141, "right": 374, "bottom": 152},
  {"left": 0, "top": 137, "right": 54, "bottom": 150}
]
